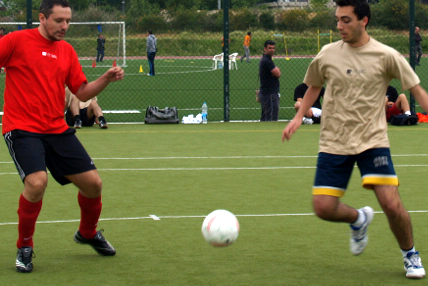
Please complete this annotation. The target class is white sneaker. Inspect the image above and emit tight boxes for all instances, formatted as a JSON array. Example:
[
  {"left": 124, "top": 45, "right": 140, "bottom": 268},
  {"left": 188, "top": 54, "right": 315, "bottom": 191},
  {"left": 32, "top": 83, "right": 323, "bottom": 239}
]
[
  {"left": 349, "top": 206, "right": 374, "bottom": 255},
  {"left": 302, "top": 117, "right": 313, "bottom": 125},
  {"left": 404, "top": 251, "right": 426, "bottom": 279}
]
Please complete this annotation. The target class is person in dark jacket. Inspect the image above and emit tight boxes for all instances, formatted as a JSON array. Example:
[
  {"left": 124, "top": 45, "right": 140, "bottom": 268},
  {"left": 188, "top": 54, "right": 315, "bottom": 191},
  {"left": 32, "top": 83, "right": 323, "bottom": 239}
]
[
  {"left": 259, "top": 40, "right": 281, "bottom": 121},
  {"left": 415, "top": 27, "right": 422, "bottom": 66},
  {"left": 146, "top": 30, "right": 157, "bottom": 76},
  {"left": 96, "top": 34, "right": 105, "bottom": 62}
]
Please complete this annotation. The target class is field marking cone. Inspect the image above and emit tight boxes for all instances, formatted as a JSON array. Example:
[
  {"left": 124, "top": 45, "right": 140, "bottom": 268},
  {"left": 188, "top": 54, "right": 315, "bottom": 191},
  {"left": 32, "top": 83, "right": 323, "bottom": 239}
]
[
  {"left": 92, "top": 60, "right": 96, "bottom": 68},
  {"left": 139, "top": 65, "right": 143, "bottom": 73},
  {"left": 112, "top": 59, "right": 117, "bottom": 67}
]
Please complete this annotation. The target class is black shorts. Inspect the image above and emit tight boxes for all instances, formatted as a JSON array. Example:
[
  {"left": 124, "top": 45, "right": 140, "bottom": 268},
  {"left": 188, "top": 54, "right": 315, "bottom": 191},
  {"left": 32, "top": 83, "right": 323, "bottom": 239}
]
[
  {"left": 65, "top": 107, "right": 96, "bottom": 127},
  {"left": 4, "top": 128, "right": 96, "bottom": 185}
]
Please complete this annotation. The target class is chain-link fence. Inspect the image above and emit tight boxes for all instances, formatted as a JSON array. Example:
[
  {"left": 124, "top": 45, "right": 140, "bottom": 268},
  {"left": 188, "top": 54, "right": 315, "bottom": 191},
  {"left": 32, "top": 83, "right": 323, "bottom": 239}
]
[{"left": 0, "top": 1, "right": 426, "bottom": 123}]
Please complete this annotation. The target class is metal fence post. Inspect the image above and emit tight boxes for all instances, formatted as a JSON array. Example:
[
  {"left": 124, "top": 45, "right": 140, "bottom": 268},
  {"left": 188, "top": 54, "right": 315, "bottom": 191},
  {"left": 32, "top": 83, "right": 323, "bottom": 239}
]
[
  {"left": 27, "top": 0, "right": 32, "bottom": 29},
  {"left": 223, "top": 0, "right": 230, "bottom": 122},
  {"left": 409, "top": 0, "right": 416, "bottom": 114}
]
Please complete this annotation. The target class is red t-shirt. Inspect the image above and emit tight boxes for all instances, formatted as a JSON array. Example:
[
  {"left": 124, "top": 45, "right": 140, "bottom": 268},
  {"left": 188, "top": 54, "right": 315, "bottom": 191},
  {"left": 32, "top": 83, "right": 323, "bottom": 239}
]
[{"left": 0, "top": 28, "right": 87, "bottom": 134}]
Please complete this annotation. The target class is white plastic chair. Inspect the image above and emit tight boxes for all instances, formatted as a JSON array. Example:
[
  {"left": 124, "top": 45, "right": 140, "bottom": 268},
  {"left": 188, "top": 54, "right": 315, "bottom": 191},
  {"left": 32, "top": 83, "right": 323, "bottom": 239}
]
[
  {"left": 212, "top": 53, "right": 224, "bottom": 69},
  {"left": 229, "top": 52, "right": 238, "bottom": 70}
]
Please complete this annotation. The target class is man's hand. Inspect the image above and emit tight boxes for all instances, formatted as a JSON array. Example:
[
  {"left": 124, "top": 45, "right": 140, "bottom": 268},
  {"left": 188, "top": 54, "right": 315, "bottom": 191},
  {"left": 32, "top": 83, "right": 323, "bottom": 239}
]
[
  {"left": 305, "top": 108, "right": 314, "bottom": 118},
  {"left": 282, "top": 118, "right": 302, "bottom": 142},
  {"left": 105, "top": 67, "right": 124, "bottom": 82}
]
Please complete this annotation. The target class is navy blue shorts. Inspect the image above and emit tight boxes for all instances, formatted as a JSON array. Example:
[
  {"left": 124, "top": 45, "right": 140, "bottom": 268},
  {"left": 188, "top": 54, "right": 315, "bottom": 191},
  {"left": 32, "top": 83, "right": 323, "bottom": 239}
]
[
  {"left": 65, "top": 107, "right": 95, "bottom": 127},
  {"left": 313, "top": 148, "right": 398, "bottom": 197},
  {"left": 4, "top": 128, "right": 96, "bottom": 185}
]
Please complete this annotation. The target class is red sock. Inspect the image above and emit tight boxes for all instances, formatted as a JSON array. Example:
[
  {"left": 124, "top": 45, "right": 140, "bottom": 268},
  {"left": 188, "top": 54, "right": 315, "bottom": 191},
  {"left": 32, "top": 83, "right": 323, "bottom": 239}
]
[
  {"left": 17, "top": 194, "right": 42, "bottom": 249},
  {"left": 78, "top": 193, "right": 102, "bottom": 239}
]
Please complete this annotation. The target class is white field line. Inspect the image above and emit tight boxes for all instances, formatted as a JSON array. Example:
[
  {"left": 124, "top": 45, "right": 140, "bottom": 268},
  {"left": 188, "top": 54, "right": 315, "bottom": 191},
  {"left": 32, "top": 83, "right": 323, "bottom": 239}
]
[
  {"left": 1, "top": 210, "right": 428, "bottom": 226},
  {"left": 0, "top": 154, "right": 427, "bottom": 174},
  {"left": 0, "top": 154, "right": 427, "bottom": 163},
  {"left": 86, "top": 68, "right": 217, "bottom": 77},
  {"left": 0, "top": 165, "right": 427, "bottom": 175},
  {"left": 94, "top": 154, "right": 428, "bottom": 160}
]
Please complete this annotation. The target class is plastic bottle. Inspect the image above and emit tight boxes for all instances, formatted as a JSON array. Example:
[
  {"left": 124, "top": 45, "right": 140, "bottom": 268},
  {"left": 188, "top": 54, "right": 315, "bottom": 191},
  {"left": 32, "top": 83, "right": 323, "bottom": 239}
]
[{"left": 202, "top": 102, "right": 208, "bottom": 124}]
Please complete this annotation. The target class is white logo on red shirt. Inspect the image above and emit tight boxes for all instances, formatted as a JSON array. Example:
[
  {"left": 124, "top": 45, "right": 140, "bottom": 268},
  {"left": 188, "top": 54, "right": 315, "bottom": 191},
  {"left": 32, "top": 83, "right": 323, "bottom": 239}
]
[{"left": 42, "top": 52, "right": 57, "bottom": 59}]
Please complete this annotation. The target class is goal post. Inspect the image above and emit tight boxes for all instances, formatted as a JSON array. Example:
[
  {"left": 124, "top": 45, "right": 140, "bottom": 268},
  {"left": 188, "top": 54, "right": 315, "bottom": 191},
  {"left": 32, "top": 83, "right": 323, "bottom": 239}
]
[
  {"left": 317, "top": 30, "right": 333, "bottom": 53},
  {"left": 0, "top": 21, "right": 126, "bottom": 67},
  {"left": 271, "top": 32, "right": 289, "bottom": 58}
]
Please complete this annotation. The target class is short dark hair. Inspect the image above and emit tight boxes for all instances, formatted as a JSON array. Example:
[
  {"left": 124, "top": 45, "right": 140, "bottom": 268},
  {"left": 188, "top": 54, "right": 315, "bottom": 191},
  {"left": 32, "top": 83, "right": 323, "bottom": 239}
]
[
  {"left": 39, "top": 0, "right": 70, "bottom": 19},
  {"left": 264, "top": 40, "right": 275, "bottom": 48},
  {"left": 247, "top": 31, "right": 251, "bottom": 35},
  {"left": 148, "top": 29, "right": 153, "bottom": 34},
  {"left": 336, "top": 0, "right": 371, "bottom": 27}
]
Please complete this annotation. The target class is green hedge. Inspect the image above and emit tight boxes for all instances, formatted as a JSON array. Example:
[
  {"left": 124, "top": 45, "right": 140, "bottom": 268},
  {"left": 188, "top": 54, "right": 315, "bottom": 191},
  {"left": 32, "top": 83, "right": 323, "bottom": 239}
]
[
  {"left": 66, "top": 29, "right": 418, "bottom": 57},
  {"left": 122, "top": 1, "right": 428, "bottom": 33}
]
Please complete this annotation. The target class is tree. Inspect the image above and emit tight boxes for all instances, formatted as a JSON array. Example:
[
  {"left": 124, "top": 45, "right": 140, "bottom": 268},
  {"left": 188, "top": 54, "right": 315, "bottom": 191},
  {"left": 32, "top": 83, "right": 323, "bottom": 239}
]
[
  {"left": 14, "top": 0, "right": 41, "bottom": 11},
  {"left": 0, "top": 0, "right": 21, "bottom": 16},
  {"left": 310, "top": 0, "right": 329, "bottom": 7}
]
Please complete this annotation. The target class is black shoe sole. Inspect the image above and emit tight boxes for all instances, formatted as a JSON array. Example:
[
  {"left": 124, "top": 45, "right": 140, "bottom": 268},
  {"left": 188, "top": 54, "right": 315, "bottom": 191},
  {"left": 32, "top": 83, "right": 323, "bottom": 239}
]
[
  {"left": 74, "top": 231, "right": 116, "bottom": 256},
  {"left": 16, "top": 266, "right": 33, "bottom": 273}
]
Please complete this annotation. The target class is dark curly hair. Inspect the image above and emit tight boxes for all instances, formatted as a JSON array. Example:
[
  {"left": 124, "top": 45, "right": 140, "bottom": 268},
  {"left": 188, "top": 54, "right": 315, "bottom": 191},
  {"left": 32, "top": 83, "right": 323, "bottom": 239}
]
[{"left": 336, "top": 0, "right": 371, "bottom": 27}]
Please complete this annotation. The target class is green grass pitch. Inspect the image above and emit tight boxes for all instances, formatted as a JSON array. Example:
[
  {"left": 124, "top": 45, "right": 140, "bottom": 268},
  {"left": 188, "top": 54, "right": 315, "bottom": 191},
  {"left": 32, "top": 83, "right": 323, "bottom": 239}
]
[
  {"left": 0, "top": 56, "right": 426, "bottom": 123},
  {"left": 0, "top": 122, "right": 427, "bottom": 285},
  {"left": 80, "top": 56, "right": 428, "bottom": 123}
]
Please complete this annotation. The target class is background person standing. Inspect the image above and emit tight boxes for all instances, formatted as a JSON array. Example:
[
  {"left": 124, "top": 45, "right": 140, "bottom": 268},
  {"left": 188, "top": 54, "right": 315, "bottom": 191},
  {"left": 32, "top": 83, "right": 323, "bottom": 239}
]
[
  {"left": 146, "top": 29, "right": 157, "bottom": 76},
  {"left": 415, "top": 26, "right": 422, "bottom": 66},
  {"left": 259, "top": 40, "right": 281, "bottom": 121},
  {"left": 240, "top": 31, "right": 251, "bottom": 63},
  {"left": 96, "top": 34, "right": 105, "bottom": 62}
]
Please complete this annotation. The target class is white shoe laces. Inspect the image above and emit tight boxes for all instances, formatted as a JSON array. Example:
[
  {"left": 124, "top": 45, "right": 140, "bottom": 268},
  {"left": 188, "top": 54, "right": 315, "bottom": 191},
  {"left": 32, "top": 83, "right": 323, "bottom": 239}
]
[{"left": 408, "top": 253, "right": 423, "bottom": 268}]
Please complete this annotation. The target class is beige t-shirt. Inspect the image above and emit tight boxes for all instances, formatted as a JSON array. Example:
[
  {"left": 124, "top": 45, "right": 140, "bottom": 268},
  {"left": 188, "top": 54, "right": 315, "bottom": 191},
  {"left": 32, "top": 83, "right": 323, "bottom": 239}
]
[
  {"left": 64, "top": 87, "right": 96, "bottom": 110},
  {"left": 64, "top": 87, "right": 73, "bottom": 112},
  {"left": 304, "top": 38, "right": 419, "bottom": 155}
]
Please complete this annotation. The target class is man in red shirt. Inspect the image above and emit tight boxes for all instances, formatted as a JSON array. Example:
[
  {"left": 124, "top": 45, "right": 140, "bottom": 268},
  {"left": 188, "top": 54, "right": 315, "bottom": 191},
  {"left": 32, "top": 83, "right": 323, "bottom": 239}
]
[{"left": 0, "top": 0, "right": 124, "bottom": 273}]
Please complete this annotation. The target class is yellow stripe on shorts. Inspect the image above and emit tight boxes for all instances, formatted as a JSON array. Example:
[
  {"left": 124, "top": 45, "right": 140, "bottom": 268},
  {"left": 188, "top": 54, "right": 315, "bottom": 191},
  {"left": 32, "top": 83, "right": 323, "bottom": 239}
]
[
  {"left": 312, "top": 187, "right": 345, "bottom": 197},
  {"left": 362, "top": 175, "right": 399, "bottom": 189}
]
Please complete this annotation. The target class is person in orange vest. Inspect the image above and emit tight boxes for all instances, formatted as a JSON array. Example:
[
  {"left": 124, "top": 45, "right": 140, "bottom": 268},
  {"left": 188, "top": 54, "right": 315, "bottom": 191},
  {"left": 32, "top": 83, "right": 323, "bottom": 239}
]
[
  {"left": 221, "top": 36, "right": 230, "bottom": 53},
  {"left": 240, "top": 31, "right": 251, "bottom": 63}
]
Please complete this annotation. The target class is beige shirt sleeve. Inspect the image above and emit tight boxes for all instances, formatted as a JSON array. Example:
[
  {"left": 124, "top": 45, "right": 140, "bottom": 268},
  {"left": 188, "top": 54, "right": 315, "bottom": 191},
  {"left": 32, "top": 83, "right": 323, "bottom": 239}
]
[
  {"left": 79, "top": 96, "right": 96, "bottom": 109},
  {"left": 385, "top": 50, "right": 420, "bottom": 91},
  {"left": 304, "top": 50, "right": 326, "bottom": 88}
]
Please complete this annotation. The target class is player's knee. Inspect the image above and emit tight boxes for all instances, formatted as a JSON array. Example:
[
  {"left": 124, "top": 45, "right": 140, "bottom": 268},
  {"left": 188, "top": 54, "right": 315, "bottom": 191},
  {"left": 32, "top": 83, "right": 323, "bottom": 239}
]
[
  {"left": 24, "top": 175, "right": 48, "bottom": 198},
  {"left": 90, "top": 176, "right": 103, "bottom": 195},
  {"left": 380, "top": 198, "right": 403, "bottom": 218},
  {"left": 80, "top": 175, "right": 103, "bottom": 197},
  {"left": 312, "top": 196, "right": 335, "bottom": 220}
]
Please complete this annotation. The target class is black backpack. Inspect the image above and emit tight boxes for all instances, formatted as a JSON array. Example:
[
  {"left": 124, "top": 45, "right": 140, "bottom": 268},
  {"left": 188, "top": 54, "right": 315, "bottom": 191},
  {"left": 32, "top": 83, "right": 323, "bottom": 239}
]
[
  {"left": 145, "top": 106, "right": 179, "bottom": 124},
  {"left": 389, "top": 114, "right": 418, "bottom": 126}
]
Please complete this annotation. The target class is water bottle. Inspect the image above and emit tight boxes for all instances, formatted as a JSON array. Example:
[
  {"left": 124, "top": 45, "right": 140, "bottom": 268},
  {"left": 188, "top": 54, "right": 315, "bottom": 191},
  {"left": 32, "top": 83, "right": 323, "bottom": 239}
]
[{"left": 202, "top": 102, "right": 208, "bottom": 124}]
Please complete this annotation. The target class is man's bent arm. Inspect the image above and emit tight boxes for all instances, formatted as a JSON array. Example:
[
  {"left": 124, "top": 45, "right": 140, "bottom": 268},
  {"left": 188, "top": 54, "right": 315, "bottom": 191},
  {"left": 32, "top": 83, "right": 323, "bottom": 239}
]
[
  {"left": 271, "top": 67, "right": 281, "bottom": 78},
  {"left": 282, "top": 85, "right": 322, "bottom": 141},
  {"left": 75, "top": 67, "right": 124, "bottom": 102},
  {"left": 294, "top": 86, "right": 322, "bottom": 121},
  {"left": 410, "top": 85, "right": 428, "bottom": 112}
]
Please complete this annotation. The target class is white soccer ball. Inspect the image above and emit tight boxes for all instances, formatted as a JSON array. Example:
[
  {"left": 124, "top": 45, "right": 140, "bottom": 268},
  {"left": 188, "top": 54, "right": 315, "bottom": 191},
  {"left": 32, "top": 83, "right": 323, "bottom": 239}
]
[{"left": 201, "top": 209, "right": 240, "bottom": 247}]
